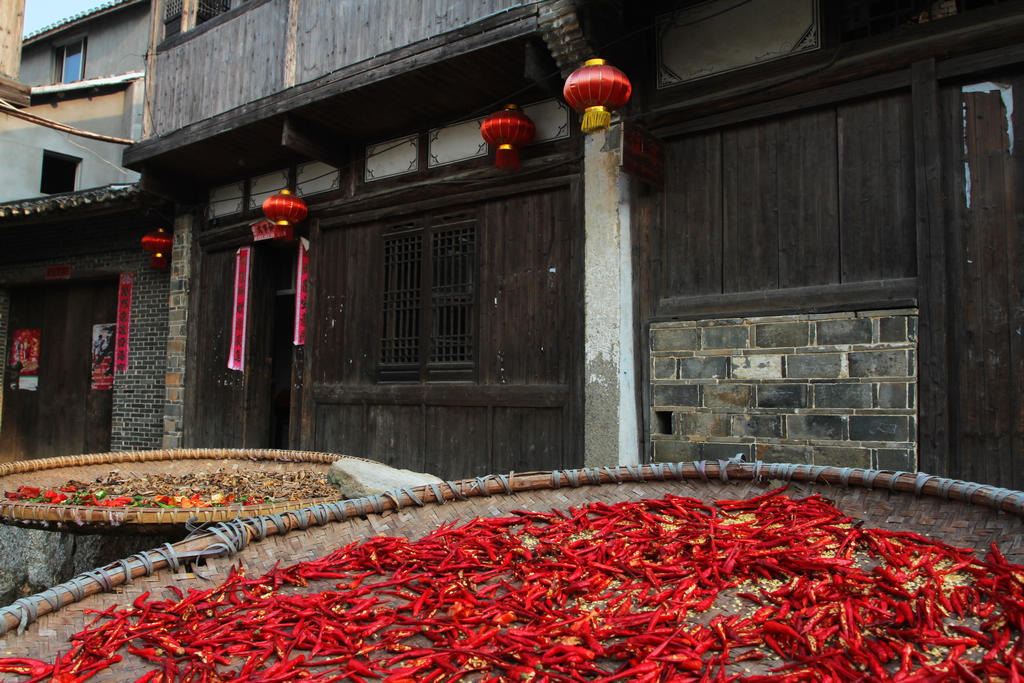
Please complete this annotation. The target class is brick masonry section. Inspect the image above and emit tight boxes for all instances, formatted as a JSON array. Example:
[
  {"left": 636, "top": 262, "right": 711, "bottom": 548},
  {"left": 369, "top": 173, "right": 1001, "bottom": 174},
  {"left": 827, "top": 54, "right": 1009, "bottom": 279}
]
[
  {"left": 162, "top": 216, "right": 193, "bottom": 449},
  {"left": 650, "top": 310, "right": 918, "bottom": 471}
]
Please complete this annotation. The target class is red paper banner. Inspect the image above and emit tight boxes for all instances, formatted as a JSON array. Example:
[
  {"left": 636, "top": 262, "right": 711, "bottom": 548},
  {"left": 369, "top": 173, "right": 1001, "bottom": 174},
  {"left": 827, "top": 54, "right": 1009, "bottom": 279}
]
[
  {"left": 114, "top": 273, "right": 133, "bottom": 373},
  {"left": 91, "top": 323, "right": 115, "bottom": 390},
  {"left": 293, "top": 238, "right": 309, "bottom": 346},
  {"left": 10, "top": 328, "right": 40, "bottom": 391},
  {"left": 229, "top": 247, "right": 252, "bottom": 371}
]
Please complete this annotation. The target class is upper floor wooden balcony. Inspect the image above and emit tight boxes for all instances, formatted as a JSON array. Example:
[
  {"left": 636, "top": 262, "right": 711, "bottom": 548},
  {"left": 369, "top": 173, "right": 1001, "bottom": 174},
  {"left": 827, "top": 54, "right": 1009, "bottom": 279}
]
[{"left": 128, "top": 0, "right": 561, "bottom": 192}]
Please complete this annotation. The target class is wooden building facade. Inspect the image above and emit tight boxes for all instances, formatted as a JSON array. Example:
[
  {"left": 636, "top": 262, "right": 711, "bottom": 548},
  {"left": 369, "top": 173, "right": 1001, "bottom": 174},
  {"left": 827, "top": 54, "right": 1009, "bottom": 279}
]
[
  {"left": 127, "top": 0, "right": 590, "bottom": 478},
  {"left": 127, "top": 0, "right": 1024, "bottom": 487}
]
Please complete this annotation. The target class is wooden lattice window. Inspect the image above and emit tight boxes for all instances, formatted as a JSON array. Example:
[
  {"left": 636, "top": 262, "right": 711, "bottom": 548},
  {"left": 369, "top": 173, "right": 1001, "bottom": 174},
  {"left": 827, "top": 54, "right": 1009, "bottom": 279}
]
[{"left": 379, "top": 213, "right": 476, "bottom": 382}]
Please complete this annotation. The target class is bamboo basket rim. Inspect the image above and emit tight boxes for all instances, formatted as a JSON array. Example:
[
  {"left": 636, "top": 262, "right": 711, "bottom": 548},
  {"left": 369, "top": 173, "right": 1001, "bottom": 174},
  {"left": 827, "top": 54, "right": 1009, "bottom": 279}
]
[
  {"left": 0, "top": 448, "right": 369, "bottom": 530},
  {"left": 2, "top": 459, "right": 1024, "bottom": 637}
]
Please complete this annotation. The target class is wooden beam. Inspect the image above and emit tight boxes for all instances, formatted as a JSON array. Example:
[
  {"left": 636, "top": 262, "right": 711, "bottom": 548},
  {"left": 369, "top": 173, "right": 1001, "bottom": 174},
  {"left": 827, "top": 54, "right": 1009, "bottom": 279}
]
[
  {"left": 312, "top": 383, "right": 570, "bottom": 408},
  {"left": 281, "top": 115, "right": 345, "bottom": 166},
  {"left": 653, "top": 69, "right": 910, "bottom": 139},
  {"left": 0, "top": 74, "right": 29, "bottom": 107},
  {"left": 911, "top": 59, "right": 951, "bottom": 478},
  {"left": 654, "top": 279, "right": 918, "bottom": 321}
]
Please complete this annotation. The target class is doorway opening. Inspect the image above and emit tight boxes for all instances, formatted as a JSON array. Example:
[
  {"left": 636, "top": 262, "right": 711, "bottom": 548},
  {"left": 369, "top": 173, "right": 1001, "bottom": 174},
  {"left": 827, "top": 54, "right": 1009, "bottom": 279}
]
[{"left": 268, "top": 246, "right": 297, "bottom": 449}]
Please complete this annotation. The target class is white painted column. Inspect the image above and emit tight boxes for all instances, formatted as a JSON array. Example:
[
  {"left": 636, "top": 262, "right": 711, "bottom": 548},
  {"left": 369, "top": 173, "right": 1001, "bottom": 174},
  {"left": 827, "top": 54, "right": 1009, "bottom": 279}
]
[{"left": 583, "top": 124, "right": 639, "bottom": 467}]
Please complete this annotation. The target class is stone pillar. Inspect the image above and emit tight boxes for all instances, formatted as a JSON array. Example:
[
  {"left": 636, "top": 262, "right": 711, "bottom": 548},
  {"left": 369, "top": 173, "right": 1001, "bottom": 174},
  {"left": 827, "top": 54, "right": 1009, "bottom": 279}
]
[
  {"left": 583, "top": 124, "right": 639, "bottom": 467},
  {"left": 162, "top": 213, "right": 193, "bottom": 448}
]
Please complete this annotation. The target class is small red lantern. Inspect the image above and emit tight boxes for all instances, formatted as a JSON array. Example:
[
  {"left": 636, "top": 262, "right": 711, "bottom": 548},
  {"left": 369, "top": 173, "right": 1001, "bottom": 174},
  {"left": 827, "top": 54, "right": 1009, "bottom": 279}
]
[
  {"left": 262, "top": 189, "right": 307, "bottom": 227},
  {"left": 141, "top": 227, "right": 173, "bottom": 269},
  {"left": 562, "top": 58, "right": 632, "bottom": 134},
  {"left": 480, "top": 104, "right": 536, "bottom": 171}
]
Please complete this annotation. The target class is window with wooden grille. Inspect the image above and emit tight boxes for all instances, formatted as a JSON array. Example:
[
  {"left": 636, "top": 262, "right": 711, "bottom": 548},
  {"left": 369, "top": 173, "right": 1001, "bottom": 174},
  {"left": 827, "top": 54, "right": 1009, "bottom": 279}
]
[{"left": 379, "top": 213, "right": 476, "bottom": 382}]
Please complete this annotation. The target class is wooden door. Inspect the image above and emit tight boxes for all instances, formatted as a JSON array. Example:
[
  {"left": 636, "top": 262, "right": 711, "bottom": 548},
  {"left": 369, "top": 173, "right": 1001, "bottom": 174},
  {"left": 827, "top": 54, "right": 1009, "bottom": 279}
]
[
  {"left": 0, "top": 280, "right": 118, "bottom": 461},
  {"left": 185, "top": 245, "right": 289, "bottom": 449}
]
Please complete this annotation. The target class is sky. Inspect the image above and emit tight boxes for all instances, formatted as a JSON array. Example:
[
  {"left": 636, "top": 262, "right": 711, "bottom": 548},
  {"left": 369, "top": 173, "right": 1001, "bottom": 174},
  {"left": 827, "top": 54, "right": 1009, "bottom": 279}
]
[{"left": 23, "top": 0, "right": 109, "bottom": 36}]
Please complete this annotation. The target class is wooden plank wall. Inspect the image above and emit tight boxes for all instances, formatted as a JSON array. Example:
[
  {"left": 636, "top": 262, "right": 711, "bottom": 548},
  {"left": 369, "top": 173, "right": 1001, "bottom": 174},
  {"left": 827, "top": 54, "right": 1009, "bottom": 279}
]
[
  {"left": 152, "top": 0, "right": 525, "bottom": 135},
  {"left": 940, "top": 77, "right": 1023, "bottom": 488},
  {"left": 659, "top": 91, "right": 917, "bottom": 303},
  {"left": 307, "top": 184, "right": 580, "bottom": 479}
]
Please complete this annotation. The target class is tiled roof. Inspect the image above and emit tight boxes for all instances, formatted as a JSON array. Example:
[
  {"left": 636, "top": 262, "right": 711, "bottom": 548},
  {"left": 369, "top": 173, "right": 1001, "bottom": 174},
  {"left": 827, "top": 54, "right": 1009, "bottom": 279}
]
[
  {"left": 23, "top": 0, "right": 145, "bottom": 42},
  {"left": 0, "top": 184, "right": 143, "bottom": 220}
]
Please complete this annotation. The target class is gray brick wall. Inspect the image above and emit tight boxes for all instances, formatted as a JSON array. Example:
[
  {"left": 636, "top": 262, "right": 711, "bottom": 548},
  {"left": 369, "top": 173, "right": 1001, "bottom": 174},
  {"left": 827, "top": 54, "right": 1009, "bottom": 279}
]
[
  {"left": 162, "top": 216, "right": 193, "bottom": 449},
  {"left": 0, "top": 247, "right": 169, "bottom": 452},
  {"left": 650, "top": 310, "right": 918, "bottom": 471}
]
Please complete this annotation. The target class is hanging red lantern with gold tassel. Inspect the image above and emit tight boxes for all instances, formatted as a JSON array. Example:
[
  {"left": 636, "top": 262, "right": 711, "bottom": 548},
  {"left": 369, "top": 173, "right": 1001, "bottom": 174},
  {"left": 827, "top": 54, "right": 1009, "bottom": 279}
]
[
  {"left": 563, "top": 58, "right": 632, "bottom": 134},
  {"left": 141, "top": 227, "right": 173, "bottom": 269},
  {"left": 262, "top": 189, "right": 307, "bottom": 227},
  {"left": 480, "top": 104, "right": 536, "bottom": 171}
]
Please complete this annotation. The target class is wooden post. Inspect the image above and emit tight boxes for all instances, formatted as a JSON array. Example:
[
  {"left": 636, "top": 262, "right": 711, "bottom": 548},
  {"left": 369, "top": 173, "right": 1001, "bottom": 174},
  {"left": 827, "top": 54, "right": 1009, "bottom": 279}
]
[
  {"left": 142, "top": 0, "right": 164, "bottom": 138},
  {"left": 284, "top": 0, "right": 299, "bottom": 88},
  {"left": 912, "top": 59, "right": 950, "bottom": 477},
  {"left": 0, "top": 0, "right": 29, "bottom": 107},
  {"left": 0, "top": 0, "right": 24, "bottom": 79},
  {"left": 181, "top": 0, "right": 197, "bottom": 33}
]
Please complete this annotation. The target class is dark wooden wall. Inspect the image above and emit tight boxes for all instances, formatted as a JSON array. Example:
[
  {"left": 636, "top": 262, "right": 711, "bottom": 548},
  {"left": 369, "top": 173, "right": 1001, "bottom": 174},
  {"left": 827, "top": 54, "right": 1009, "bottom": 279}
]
[
  {"left": 0, "top": 280, "right": 116, "bottom": 461},
  {"left": 656, "top": 91, "right": 917, "bottom": 305},
  {"left": 305, "top": 181, "right": 581, "bottom": 479},
  {"left": 937, "top": 76, "right": 1023, "bottom": 487},
  {"left": 639, "top": 51, "right": 1024, "bottom": 487}
]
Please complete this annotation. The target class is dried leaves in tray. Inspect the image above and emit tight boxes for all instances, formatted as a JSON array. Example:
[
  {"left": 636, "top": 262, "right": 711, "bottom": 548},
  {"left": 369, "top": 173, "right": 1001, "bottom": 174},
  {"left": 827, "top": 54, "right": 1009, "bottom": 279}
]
[{"left": 3, "top": 468, "right": 338, "bottom": 508}]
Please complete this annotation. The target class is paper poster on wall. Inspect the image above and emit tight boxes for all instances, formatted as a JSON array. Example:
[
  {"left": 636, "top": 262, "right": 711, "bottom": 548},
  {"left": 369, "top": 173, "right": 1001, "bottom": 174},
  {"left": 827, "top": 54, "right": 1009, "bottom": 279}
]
[
  {"left": 293, "top": 237, "right": 309, "bottom": 346},
  {"left": 114, "top": 273, "right": 133, "bottom": 373},
  {"left": 90, "top": 323, "right": 116, "bottom": 390},
  {"left": 9, "top": 328, "right": 40, "bottom": 391},
  {"left": 228, "top": 246, "right": 252, "bottom": 371}
]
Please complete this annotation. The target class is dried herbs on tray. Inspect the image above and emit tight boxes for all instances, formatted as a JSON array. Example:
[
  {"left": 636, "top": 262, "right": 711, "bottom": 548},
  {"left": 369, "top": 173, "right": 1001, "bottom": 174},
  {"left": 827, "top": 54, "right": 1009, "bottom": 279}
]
[{"left": 2, "top": 468, "right": 338, "bottom": 508}]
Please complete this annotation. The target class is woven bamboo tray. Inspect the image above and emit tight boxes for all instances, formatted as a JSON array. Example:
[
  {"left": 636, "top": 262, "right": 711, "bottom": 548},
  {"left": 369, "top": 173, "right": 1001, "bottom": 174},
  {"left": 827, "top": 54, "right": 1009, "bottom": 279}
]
[
  {"left": 1, "top": 461, "right": 1024, "bottom": 680},
  {"left": 0, "top": 449, "right": 360, "bottom": 533}
]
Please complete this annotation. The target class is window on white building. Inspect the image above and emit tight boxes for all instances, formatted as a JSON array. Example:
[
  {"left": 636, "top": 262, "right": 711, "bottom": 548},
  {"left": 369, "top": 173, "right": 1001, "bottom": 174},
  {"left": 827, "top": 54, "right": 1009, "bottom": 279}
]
[
  {"left": 40, "top": 151, "right": 80, "bottom": 194},
  {"left": 54, "top": 38, "right": 86, "bottom": 83}
]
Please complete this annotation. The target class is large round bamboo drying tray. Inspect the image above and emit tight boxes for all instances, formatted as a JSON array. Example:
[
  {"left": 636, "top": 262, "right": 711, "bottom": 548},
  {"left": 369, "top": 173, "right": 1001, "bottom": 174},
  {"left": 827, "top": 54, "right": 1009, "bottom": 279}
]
[
  {"left": 1, "top": 460, "right": 1024, "bottom": 680},
  {"left": 0, "top": 449, "right": 363, "bottom": 533}
]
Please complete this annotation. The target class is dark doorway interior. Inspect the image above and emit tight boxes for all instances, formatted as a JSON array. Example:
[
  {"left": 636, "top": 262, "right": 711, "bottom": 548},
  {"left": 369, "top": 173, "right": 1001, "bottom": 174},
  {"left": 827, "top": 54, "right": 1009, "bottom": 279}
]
[{"left": 268, "top": 246, "right": 296, "bottom": 449}]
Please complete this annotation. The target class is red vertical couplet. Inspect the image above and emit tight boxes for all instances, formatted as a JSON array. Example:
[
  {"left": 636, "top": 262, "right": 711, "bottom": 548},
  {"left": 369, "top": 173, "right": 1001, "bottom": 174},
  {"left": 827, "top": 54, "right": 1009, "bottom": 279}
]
[
  {"left": 228, "top": 246, "right": 252, "bottom": 371},
  {"left": 293, "top": 238, "right": 309, "bottom": 346},
  {"left": 114, "top": 273, "right": 133, "bottom": 373}
]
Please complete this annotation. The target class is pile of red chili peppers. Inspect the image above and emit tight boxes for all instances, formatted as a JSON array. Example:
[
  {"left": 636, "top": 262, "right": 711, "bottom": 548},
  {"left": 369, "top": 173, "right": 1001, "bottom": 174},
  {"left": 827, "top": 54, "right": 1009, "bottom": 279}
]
[
  {"left": 1, "top": 488, "right": 1023, "bottom": 682},
  {"left": 3, "top": 486, "right": 267, "bottom": 509}
]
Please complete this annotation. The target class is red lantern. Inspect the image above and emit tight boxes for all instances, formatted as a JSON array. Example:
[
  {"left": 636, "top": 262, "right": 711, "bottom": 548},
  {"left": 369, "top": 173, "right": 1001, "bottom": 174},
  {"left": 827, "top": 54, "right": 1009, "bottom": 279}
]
[
  {"left": 262, "top": 189, "right": 307, "bottom": 226},
  {"left": 562, "top": 58, "right": 632, "bottom": 134},
  {"left": 141, "top": 227, "right": 173, "bottom": 269},
  {"left": 480, "top": 104, "right": 536, "bottom": 171}
]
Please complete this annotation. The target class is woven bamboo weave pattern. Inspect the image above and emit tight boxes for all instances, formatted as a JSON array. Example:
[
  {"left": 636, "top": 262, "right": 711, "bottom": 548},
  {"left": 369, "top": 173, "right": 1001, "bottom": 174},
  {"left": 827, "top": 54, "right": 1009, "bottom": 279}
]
[{"left": 1, "top": 463, "right": 1023, "bottom": 679}]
